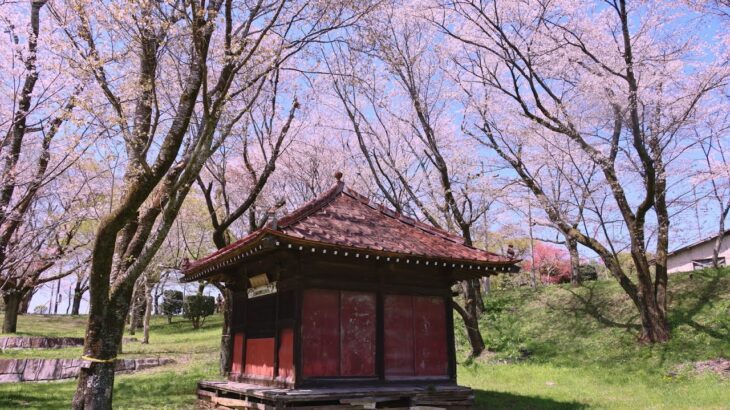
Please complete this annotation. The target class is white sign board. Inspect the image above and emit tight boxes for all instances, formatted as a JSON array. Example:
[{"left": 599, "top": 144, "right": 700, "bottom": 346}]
[{"left": 247, "top": 282, "right": 277, "bottom": 299}]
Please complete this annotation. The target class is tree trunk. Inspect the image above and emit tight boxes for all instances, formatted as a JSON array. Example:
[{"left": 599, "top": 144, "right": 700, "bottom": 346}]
[
  {"left": 455, "top": 280, "right": 485, "bottom": 357},
  {"left": 568, "top": 238, "right": 580, "bottom": 287},
  {"left": 128, "top": 306, "right": 138, "bottom": 335},
  {"left": 128, "top": 285, "right": 141, "bottom": 335},
  {"left": 712, "top": 209, "right": 727, "bottom": 268},
  {"left": 142, "top": 282, "right": 152, "bottom": 344},
  {"left": 636, "top": 292, "right": 670, "bottom": 343},
  {"left": 218, "top": 286, "right": 233, "bottom": 375},
  {"left": 473, "top": 279, "right": 486, "bottom": 314},
  {"left": 2, "top": 291, "right": 23, "bottom": 333},
  {"left": 73, "top": 361, "right": 116, "bottom": 409},
  {"left": 71, "top": 285, "right": 83, "bottom": 315},
  {"left": 72, "top": 285, "right": 133, "bottom": 409},
  {"left": 604, "top": 254, "right": 670, "bottom": 343},
  {"left": 19, "top": 289, "right": 34, "bottom": 315}
]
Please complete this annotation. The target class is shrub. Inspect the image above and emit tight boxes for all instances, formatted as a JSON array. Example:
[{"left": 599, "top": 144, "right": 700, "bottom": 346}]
[
  {"left": 578, "top": 264, "right": 598, "bottom": 282},
  {"left": 161, "top": 290, "right": 183, "bottom": 324},
  {"left": 183, "top": 294, "right": 215, "bottom": 329}
]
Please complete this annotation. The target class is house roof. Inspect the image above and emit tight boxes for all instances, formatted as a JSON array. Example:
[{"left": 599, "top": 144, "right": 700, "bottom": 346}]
[
  {"left": 181, "top": 179, "right": 518, "bottom": 281},
  {"left": 667, "top": 230, "right": 730, "bottom": 258}
]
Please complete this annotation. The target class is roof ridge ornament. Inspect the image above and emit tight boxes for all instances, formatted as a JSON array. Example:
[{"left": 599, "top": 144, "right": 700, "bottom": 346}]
[{"left": 267, "top": 198, "right": 286, "bottom": 230}]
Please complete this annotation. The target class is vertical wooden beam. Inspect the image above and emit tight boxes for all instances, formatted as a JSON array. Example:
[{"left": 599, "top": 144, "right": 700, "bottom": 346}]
[
  {"left": 273, "top": 267, "right": 281, "bottom": 380},
  {"left": 240, "top": 269, "right": 249, "bottom": 382},
  {"left": 376, "top": 263, "right": 385, "bottom": 382},
  {"left": 444, "top": 282, "right": 457, "bottom": 382},
  {"left": 293, "top": 252, "right": 303, "bottom": 388}
]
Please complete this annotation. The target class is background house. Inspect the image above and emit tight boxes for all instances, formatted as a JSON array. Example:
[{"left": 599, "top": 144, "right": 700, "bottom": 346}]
[{"left": 667, "top": 232, "right": 730, "bottom": 273}]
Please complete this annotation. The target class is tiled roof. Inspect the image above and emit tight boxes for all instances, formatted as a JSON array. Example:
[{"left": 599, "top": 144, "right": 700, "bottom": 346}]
[{"left": 182, "top": 181, "right": 517, "bottom": 279}]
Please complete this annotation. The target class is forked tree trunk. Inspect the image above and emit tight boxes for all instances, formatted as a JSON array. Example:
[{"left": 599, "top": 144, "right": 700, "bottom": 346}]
[
  {"left": 2, "top": 291, "right": 23, "bottom": 333},
  {"left": 455, "top": 280, "right": 485, "bottom": 357}
]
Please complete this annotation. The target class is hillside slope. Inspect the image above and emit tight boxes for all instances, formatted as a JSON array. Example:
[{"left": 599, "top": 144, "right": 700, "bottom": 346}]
[
  {"left": 0, "top": 269, "right": 727, "bottom": 409},
  {"left": 456, "top": 268, "right": 730, "bottom": 409}
]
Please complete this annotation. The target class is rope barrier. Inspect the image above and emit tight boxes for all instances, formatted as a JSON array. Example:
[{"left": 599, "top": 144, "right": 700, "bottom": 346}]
[{"left": 81, "top": 355, "right": 116, "bottom": 363}]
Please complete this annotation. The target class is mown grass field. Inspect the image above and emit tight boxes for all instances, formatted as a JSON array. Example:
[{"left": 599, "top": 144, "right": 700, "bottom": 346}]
[
  {"left": 456, "top": 268, "right": 730, "bottom": 409},
  {"left": 1, "top": 268, "right": 729, "bottom": 409},
  {"left": 0, "top": 315, "right": 221, "bottom": 409}
]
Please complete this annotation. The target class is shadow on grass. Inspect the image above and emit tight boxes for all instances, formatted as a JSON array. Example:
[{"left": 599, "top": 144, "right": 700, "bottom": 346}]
[
  {"left": 560, "top": 282, "right": 641, "bottom": 333},
  {"left": 669, "top": 268, "right": 730, "bottom": 341},
  {"left": 0, "top": 381, "right": 74, "bottom": 410},
  {"left": 474, "top": 389, "right": 587, "bottom": 409}
]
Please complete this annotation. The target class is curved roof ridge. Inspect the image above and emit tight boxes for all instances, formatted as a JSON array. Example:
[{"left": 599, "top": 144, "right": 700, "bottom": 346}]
[
  {"left": 182, "top": 179, "right": 517, "bottom": 279},
  {"left": 340, "top": 188, "right": 500, "bottom": 254},
  {"left": 275, "top": 181, "right": 344, "bottom": 229}
]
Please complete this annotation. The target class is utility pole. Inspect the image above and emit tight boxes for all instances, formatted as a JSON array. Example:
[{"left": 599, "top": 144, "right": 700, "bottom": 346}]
[{"left": 528, "top": 198, "right": 537, "bottom": 289}]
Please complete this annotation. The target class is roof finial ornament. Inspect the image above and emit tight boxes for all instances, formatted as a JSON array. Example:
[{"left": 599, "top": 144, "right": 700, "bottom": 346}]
[
  {"left": 334, "top": 171, "right": 343, "bottom": 182},
  {"left": 268, "top": 198, "right": 286, "bottom": 230}
]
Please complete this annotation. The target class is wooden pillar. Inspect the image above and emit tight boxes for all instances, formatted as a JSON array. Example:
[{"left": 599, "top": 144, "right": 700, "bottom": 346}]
[
  {"left": 445, "top": 281, "right": 457, "bottom": 382},
  {"left": 273, "top": 271, "right": 281, "bottom": 380},
  {"left": 293, "top": 253, "right": 303, "bottom": 387},
  {"left": 376, "top": 263, "right": 385, "bottom": 382}
]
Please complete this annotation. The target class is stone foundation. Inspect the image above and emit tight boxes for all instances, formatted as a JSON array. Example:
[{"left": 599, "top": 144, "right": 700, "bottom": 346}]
[
  {"left": 0, "top": 336, "right": 84, "bottom": 350},
  {"left": 0, "top": 357, "right": 174, "bottom": 383}
]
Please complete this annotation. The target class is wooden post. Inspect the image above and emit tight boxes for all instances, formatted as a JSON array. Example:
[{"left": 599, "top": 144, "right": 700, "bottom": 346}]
[{"left": 376, "top": 263, "right": 385, "bottom": 382}]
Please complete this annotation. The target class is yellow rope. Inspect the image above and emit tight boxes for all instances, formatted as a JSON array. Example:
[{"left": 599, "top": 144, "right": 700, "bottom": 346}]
[{"left": 81, "top": 355, "right": 116, "bottom": 363}]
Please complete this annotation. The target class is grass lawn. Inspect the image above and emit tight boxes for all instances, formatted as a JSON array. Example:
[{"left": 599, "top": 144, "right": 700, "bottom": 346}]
[
  {"left": 1, "top": 268, "right": 729, "bottom": 409},
  {"left": 456, "top": 268, "right": 730, "bottom": 409},
  {"left": 0, "top": 315, "right": 221, "bottom": 409}
]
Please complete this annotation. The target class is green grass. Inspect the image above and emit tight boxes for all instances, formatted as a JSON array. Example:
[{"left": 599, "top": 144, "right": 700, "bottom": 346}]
[
  {"left": 0, "top": 315, "right": 221, "bottom": 409},
  {"left": 456, "top": 268, "right": 730, "bottom": 409},
  {"left": 1, "top": 268, "right": 729, "bottom": 409}
]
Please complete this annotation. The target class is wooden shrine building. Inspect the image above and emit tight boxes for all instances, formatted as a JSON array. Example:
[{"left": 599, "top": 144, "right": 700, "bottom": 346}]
[{"left": 183, "top": 175, "right": 519, "bottom": 409}]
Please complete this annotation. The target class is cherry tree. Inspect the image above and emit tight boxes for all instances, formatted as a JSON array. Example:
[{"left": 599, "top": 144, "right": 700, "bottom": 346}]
[
  {"left": 44, "top": 0, "right": 373, "bottom": 406},
  {"left": 437, "top": 0, "right": 728, "bottom": 342},
  {"left": 0, "top": 0, "right": 91, "bottom": 332},
  {"left": 195, "top": 68, "right": 303, "bottom": 374},
  {"left": 322, "top": 3, "right": 507, "bottom": 356}
]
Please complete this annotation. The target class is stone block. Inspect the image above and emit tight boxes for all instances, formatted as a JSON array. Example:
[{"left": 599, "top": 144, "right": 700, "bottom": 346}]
[
  {"left": 0, "top": 374, "right": 21, "bottom": 383},
  {"left": 21, "top": 359, "right": 44, "bottom": 382},
  {"left": 36, "top": 359, "right": 61, "bottom": 381},
  {"left": 0, "top": 358, "right": 26, "bottom": 374}
]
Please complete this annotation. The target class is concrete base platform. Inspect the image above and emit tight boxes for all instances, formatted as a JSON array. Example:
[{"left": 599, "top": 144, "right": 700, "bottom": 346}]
[{"left": 196, "top": 380, "right": 475, "bottom": 409}]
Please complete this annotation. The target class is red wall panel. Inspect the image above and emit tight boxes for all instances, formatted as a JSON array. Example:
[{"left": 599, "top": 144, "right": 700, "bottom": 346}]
[
  {"left": 244, "top": 337, "right": 275, "bottom": 378},
  {"left": 413, "top": 296, "right": 448, "bottom": 376},
  {"left": 278, "top": 328, "right": 294, "bottom": 382},
  {"left": 340, "top": 291, "right": 376, "bottom": 376},
  {"left": 301, "top": 289, "right": 340, "bottom": 377},
  {"left": 231, "top": 332, "right": 244, "bottom": 375},
  {"left": 384, "top": 295, "right": 415, "bottom": 378}
]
